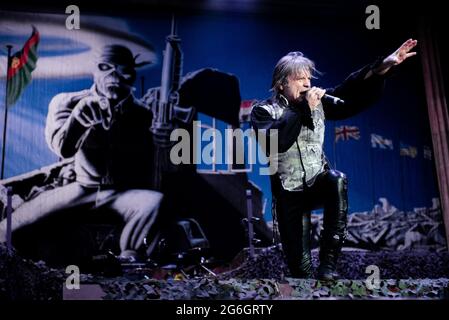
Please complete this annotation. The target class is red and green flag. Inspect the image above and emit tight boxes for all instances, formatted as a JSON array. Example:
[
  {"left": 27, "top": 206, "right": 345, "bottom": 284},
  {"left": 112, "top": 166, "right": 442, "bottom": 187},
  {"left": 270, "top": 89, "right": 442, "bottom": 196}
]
[{"left": 7, "top": 26, "right": 40, "bottom": 106}]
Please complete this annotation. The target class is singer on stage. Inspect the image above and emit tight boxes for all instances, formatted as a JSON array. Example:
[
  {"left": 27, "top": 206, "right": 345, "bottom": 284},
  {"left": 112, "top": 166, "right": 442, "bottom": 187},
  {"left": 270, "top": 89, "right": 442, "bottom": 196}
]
[{"left": 251, "top": 39, "right": 417, "bottom": 280}]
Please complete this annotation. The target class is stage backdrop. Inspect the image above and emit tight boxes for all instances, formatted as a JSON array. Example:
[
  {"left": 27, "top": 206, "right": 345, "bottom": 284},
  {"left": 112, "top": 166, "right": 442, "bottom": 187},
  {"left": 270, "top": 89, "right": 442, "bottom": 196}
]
[{"left": 0, "top": 9, "right": 440, "bottom": 224}]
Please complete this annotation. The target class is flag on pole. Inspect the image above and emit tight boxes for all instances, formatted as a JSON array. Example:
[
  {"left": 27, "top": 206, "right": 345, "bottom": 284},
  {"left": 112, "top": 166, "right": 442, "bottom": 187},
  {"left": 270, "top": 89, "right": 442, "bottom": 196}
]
[
  {"left": 400, "top": 142, "right": 418, "bottom": 158},
  {"left": 371, "top": 133, "right": 394, "bottom": 150},
  {"left": 7, "top": 26, "right": 40, "bottom": 106},
  {"left": 335, "top": 125, "right": 360, "bottom": 142}
]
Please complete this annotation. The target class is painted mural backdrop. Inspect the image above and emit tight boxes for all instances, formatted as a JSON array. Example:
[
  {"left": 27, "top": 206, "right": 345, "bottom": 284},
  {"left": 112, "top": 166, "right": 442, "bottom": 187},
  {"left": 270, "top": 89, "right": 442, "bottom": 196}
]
[{"left": 0, "top": 9, "right": 440, "bottom": 224}]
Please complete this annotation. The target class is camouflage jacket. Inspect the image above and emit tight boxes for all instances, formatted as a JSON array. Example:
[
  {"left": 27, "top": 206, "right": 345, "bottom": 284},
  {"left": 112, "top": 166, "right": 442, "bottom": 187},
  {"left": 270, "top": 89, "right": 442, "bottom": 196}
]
[{"left": 251, "top": 60, "right": 388, "bottom": 193}]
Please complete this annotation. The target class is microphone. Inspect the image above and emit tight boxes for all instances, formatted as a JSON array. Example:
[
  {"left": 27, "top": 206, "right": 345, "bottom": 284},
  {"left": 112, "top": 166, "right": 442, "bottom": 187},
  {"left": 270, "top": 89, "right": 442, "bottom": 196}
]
[
  {"left": 323, "top": 94, "right": 345, "bottom": 105},
  {"left": 301, "top": 89, "right": 345, "bottom": 106}
]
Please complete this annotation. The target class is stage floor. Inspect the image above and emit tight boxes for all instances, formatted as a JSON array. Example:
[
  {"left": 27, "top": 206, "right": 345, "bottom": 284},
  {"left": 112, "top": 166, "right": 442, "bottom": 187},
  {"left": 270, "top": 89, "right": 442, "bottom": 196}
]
[{"left": 2, "top": 244, "right": 449, "bottom": 300}]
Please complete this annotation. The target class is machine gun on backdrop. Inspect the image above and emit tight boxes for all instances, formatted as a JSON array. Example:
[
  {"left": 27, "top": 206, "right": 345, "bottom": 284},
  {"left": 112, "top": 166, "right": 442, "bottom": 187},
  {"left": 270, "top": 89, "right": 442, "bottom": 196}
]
[{"left": 146, "top": 16, "right": 195, "bottom": 190}]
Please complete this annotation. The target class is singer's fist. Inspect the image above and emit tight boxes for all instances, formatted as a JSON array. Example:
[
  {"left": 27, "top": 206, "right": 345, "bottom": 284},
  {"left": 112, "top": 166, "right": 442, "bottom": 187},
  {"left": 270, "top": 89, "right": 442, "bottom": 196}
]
[{"left": 305, "top": 87, "right": 326, "bottom": 109}]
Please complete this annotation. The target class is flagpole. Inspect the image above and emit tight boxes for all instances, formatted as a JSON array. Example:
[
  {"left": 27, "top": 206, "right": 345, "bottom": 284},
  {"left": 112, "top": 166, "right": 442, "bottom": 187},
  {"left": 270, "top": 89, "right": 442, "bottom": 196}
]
[{"left": 1, "top": 45, "right": 12, "bottom": 180}]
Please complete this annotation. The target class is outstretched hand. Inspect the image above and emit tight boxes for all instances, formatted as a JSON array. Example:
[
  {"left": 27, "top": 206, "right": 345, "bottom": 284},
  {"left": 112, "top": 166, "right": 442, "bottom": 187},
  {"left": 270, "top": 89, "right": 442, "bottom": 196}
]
[
  {"left": 73, "top": 96, "right": 112, "bottom": 130},
  {"left": 374, "top": 39, "right": 418, "bottom": 75}
]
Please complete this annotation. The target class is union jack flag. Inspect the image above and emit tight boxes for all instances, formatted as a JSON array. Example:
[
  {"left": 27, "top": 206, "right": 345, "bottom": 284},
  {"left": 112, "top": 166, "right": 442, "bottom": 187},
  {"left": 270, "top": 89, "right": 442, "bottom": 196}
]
[
  {"left": 335, "top": 125, "right": 360, "bottom": 142},
  {"left": 371, "top": 133, "right": 394, "bottom": 150}
]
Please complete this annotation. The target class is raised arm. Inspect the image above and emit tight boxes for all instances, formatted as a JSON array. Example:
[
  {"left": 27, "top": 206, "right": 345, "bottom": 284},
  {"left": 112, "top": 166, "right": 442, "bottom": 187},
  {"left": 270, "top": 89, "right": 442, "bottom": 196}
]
[
  {"left": 324, "top": 39, "right": 418, "bottom": 120},
  {"left": 45, "top": 90, "right": 91, "bottom": 158}
]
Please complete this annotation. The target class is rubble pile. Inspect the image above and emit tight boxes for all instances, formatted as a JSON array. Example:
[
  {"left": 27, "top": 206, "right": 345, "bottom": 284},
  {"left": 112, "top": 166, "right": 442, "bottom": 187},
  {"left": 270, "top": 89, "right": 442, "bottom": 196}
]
[
  {"left": 219, "top": 245, "right": 449, "bottom": 280},
  {"left": 311, "top": 198, "right": 447, "bottom": 251},
  {"left": 0, "top": 243, "right": 65, "bottom": 300}
]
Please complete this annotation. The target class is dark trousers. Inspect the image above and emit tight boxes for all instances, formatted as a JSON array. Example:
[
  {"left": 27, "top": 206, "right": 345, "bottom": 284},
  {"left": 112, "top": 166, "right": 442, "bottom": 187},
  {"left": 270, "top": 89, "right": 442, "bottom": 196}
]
[
  {"left": 0, "top": 182, "right": 163, "bottom": 257},
  {"left": 275, "top": 169, "right": 348, "bottom": 277}
]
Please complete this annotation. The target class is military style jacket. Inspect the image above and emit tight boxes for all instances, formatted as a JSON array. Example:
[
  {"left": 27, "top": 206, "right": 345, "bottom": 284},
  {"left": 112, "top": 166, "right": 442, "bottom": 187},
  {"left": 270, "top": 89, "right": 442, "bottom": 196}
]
[
  {"left": 251, "top": 61, "right": 387, "bottom": 193},
  {"left": 45, "top": 86, "right": 155, "bottom": 189}
]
